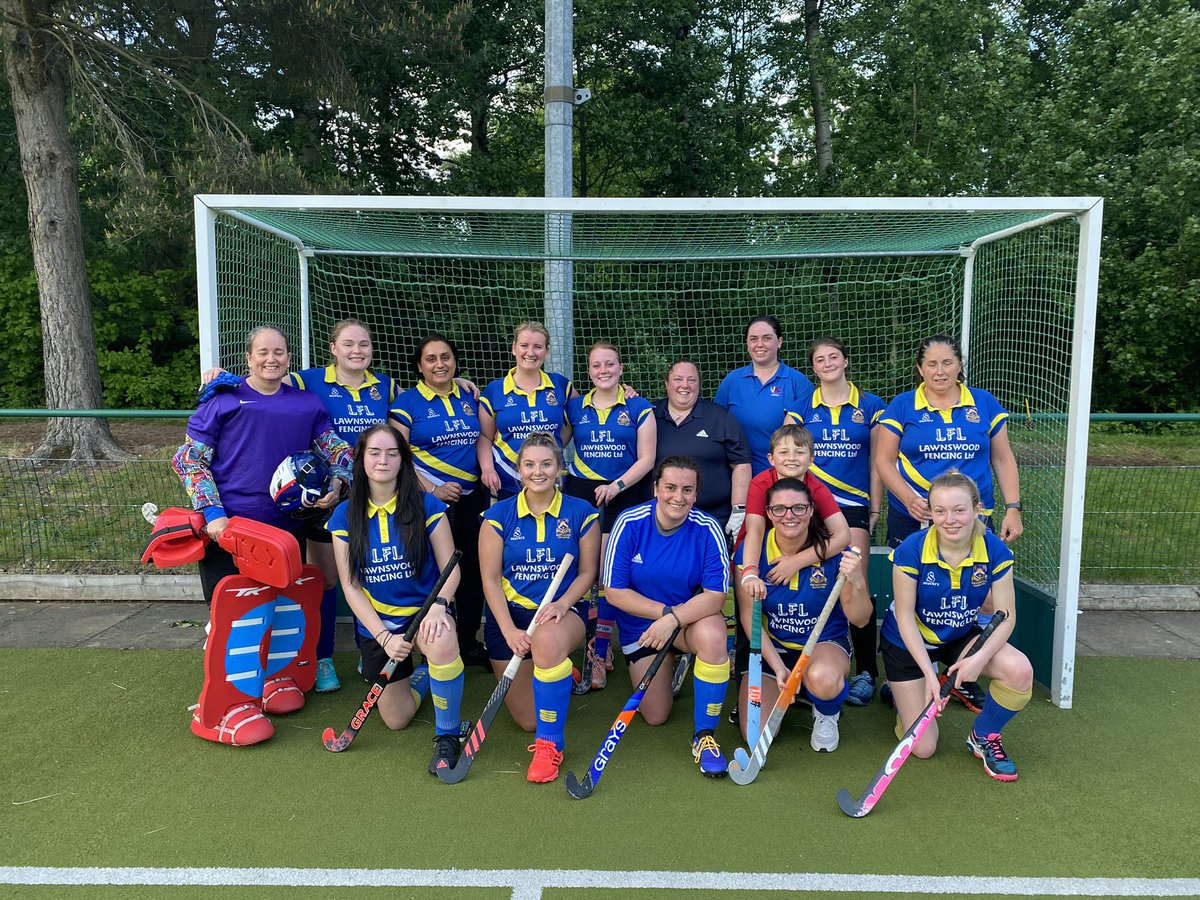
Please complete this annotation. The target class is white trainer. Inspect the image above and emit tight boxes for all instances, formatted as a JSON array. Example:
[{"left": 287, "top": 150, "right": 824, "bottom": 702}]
[{"left": 811, "top": 710, "right": 841, "bottom": 753}]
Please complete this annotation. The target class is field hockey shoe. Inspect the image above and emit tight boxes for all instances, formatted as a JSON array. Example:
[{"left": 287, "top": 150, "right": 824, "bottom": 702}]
[
  {"left": 261, "top": 676, "right": 305, "bottom": 714},
  {"left": 429, "top": 733, "right": 462, "bottom": 775},
  {"left": 315, "top": 658, "right": 340, "bottom": 693},
  {"left": 526, "top": 738, "right": 565, "bottom": 783},
  {"left": 190, "top": 702, "right": 273, "bottom": 747},
  {"left": 691, "top": 729, "right": 728, "bottom": 778},
  {"left": 590, "top": 639, "right": 609, "bottom": 690},
  {"left": 941, "top": 673, "right": 986, "bottom": 713},
  {"left": 810, "top": 710, "right": 841, "bottom": 753},
  {"left": 672, "top": 652, "right": 692, "bottom": 698},
  {"left": 846, "top": 671, "right": 875, "bottom": 707},
  {"left": 967, "top": 730, "right": 1018, "bottom": 782}
]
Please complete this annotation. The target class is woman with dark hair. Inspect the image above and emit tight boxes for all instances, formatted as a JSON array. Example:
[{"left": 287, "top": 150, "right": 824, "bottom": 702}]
[
  {"left": 326, "top": 423, "right": 466, "bottom": 775},
  {"left": 880, "top": 471, "right": 1032, "bottom": 781},
  {"left": 479, "top": 432, "right": 600, "bottom": 783},
  {"left": 716, "top": 315, "right": 815, "bottom": 478},
  {"left": 603, "top": 456, "right": 733, "bottom": 778},
  {"left": 876, "top": 334, "right": 1023, "bottom": 549},
  {"left": 733, "top": 477, "right": 869, "bottom": 753},
  {"left": 392, "top": 334, "right": 487, "bottom": 667},
  {"left": 173, "top": 325, "right": 352, "bottom": 745}
]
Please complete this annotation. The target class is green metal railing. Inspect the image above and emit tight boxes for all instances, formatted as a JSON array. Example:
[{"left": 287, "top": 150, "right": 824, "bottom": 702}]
[{"left": 1, "top": 410, "right": 1197, "bottom": 583}]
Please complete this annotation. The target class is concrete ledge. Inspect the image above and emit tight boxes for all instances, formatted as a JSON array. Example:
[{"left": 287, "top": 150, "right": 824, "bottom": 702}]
[
  {"left": 0, "top": 575, "right": 202, "bottom": 603},
  {"left": 1079, "top": 583, "right": 1200, "bottom": 612}
]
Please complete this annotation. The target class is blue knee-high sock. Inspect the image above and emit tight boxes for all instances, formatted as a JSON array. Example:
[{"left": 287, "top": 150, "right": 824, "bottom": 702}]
[
  {"left": 812, "top": 679, "right": 849, "bottom": 716},
  {"left": 427, "top": 658, "right": 465, "bottom": 736},
  {"left": 316, "top": 587, "right": 337, "bottom": 658},
  {"left": 972, "top": 681, "right": 1031, "bottom": 737},
  {"left": 692, "top": 657, "right": 730, "bottom": 733},
  {"left": 533, "top": 659, "right": 574, "bottom": 749},
  {"left": 592, "top": 588, "right": 614, "bottom": 661}
]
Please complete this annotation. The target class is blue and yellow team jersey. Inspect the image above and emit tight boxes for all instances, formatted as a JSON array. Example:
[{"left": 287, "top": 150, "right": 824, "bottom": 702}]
[
  {"left": 565, "top": 387, "right": 653, "bottom": 481},
  {"left": 479, "top": 369, "right": 572, "bottom": 494},
  {"left": 878, "top": 384, "right": 1009, "bottom": 518},
  {"left": 391, "top": 382, "right": 481, "bottom": 493},
  {"left": 715, "top": 363, "right": 814, "bottom": 475},
  {"left": 604, "top": 501, "right": 730, "bottom": 614},
  {"left": 786, "top": 383, "right": 885, "bottom": 508},
  {"left": 291, "top": 366, "right": 396, "bottom": 446},
  {"left": 880, "top": 528, "right": 1014, "bottom": 649},
  {"left": 482, "top": 489, "right": 598, "bottom": 610},
  {"left": 735, "top": 533, "right": 850, "bottom": 649},
  {"left": 327, "top": 492, "right": 447, "bottom": 638}
]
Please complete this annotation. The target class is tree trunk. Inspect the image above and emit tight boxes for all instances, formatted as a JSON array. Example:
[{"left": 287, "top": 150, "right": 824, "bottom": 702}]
[
  {"left": 805, "top": 0, "right": 835, "bottom": 191},
  {"left": 1, "top": 0, "right": 132, "bottom": 464}
]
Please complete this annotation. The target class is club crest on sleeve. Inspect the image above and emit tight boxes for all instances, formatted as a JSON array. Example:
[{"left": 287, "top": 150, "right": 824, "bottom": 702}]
[
  {"left": 617, "top": 410, "right": 631, "bottom": 426},
  {"left": 966, "top": 407, "right": 981, "bottom": 423},
  {"left": 556, "top": 518, "right": 572, "bottom": 539},
  {"left": 852, "top": 408, "right": 865, "bottom": 424},
  {"left": 971, "top": 565, "right": 988, "bottom": 587},
  {"left": 809, "top": 567, "right": 828, "bottom": 589}
]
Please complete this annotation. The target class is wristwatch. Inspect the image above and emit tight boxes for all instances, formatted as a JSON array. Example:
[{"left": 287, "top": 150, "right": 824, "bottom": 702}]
[
  {"left": 615, "top": 479, "right": 626, "bottom": 492},
  {"left": 1004, "top": 502, "right": 1022, "bottom": 511}
]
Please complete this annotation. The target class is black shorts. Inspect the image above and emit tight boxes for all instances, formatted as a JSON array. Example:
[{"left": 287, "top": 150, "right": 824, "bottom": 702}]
[
  {"left": 624, "top": 641, "right": 682, "bottom": 667},
  {"left": 360, "top": 634, "right": 416, "bottom": 684},
  {"left": 880, "top": 627, "right": 983, "bottom": 683},
  {"left": 484, "top": 602, "right": 588, "bottom": 661},
  {"left": 563, "top": 475, "right": 648, "bottom": 533},
  {"left": 735, "top": 635, "right": 851, "bottom": 680},
  {"left": 840, "top": 505, "right": 870, "bottom": 531},
  {"left": 296, "top": 517, "right": 333, "bottom": 544}
]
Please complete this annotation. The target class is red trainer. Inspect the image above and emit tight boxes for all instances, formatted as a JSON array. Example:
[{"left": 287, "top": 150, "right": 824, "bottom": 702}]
[
  {"left": 262, "top": 676, "right": 305, "bottom": 715},
  {"left": 526, "top": 738, "right": 564, "bottom": 783},
  {"left": 190, "top": 702, "right": 274, "bottom": 746}
]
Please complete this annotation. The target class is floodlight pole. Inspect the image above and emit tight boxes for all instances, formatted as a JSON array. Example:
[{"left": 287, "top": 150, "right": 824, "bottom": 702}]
[{"left": 545, "top": 0, "right": 575, "bottom": 383}]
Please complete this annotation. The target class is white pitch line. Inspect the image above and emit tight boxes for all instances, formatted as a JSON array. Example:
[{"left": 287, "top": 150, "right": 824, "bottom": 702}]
[{"left": 1, "top": 867, "right": 1198, "bottom": 897}]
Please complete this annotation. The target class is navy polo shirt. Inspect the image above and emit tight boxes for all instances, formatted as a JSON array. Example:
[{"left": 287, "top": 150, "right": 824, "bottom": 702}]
[{"left": 652, "top": 398, "right": 751, "bottom": 523}]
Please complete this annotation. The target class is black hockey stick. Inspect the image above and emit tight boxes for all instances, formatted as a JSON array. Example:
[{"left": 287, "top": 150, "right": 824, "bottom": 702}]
[
  {"left": 835, "top": 610, "right": 1007, "bottom": 817},
  {"left": 437, "top": 553, "right": 575, "bottom": 784},
  {"left": 564, "top": 621, "right": 682, "bottom": 799},
  {"left": 321, "top": 550, "right": 462, "bottom": 752}
]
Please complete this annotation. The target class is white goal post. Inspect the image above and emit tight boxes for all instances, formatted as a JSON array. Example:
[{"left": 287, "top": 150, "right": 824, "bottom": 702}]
[{"left": 194, "top": 194, "right": 1103, "bottom": 708}]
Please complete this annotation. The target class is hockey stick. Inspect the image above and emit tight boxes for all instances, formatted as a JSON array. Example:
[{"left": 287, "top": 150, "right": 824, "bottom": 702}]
[
  {"left": 321, "top": 550, "right": 462, "bottom": 752},
  {"left": 728, "top": 547, "right": 860, "bottom": 785},
  {"left": 746, "top": 594, "right": 763, "bottom": 752},
  {"left": 564, "top": 621, "right": 682, "bottom": 799},
  {"left": 835, "top": 610, "right": 1007, "bottom": 818},
  {"left": 437, "top": 553, "right": 575, "bottom": 784}
]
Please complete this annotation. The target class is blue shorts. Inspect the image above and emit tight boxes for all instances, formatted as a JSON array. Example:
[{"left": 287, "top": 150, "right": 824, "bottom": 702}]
[{"left": 484, "top": 602, "right": 588, "bottom": 661}]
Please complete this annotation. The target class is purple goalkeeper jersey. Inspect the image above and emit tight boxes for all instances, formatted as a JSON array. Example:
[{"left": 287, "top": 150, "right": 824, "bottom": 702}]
[{"left": 185, "top": 381, "right": 336, "bottom": 530}]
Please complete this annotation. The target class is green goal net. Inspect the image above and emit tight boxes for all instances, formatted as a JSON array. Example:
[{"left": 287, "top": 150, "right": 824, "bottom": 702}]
[{"left": 196, "top": 196, "right": 1102, "bottom": 707}]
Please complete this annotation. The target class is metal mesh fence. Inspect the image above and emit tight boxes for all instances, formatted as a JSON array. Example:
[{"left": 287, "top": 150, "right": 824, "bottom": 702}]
[{"left": 0, "top": 454, "right": 187, "bottom": 575}]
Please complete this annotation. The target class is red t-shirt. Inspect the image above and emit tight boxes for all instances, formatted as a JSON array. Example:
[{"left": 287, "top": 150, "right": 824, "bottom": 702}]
[{"left": 738, "top": 468, "right": 840, "bottom": 543}]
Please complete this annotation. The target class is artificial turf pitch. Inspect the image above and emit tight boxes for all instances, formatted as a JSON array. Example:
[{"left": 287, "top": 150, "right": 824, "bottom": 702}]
[{"left": 1, "top": 649, "right": 1197, "bottom": 897}]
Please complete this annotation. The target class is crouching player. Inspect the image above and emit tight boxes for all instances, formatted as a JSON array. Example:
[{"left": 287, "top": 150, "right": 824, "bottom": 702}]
[
  {"left": 734, "top": 478, "right": 870, "bottom": 752},
  {"left": 603, "top": 456, "right": 732, "bottom": 777},
  {"left": 880, "top": 471, "right": 1033, "bottom": 781},
  {"left": 479, "top": 432, "right": 600, "bottom": 782},
  {"left": 328, "top": 423, "right": 466, "bottom": 775}
]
